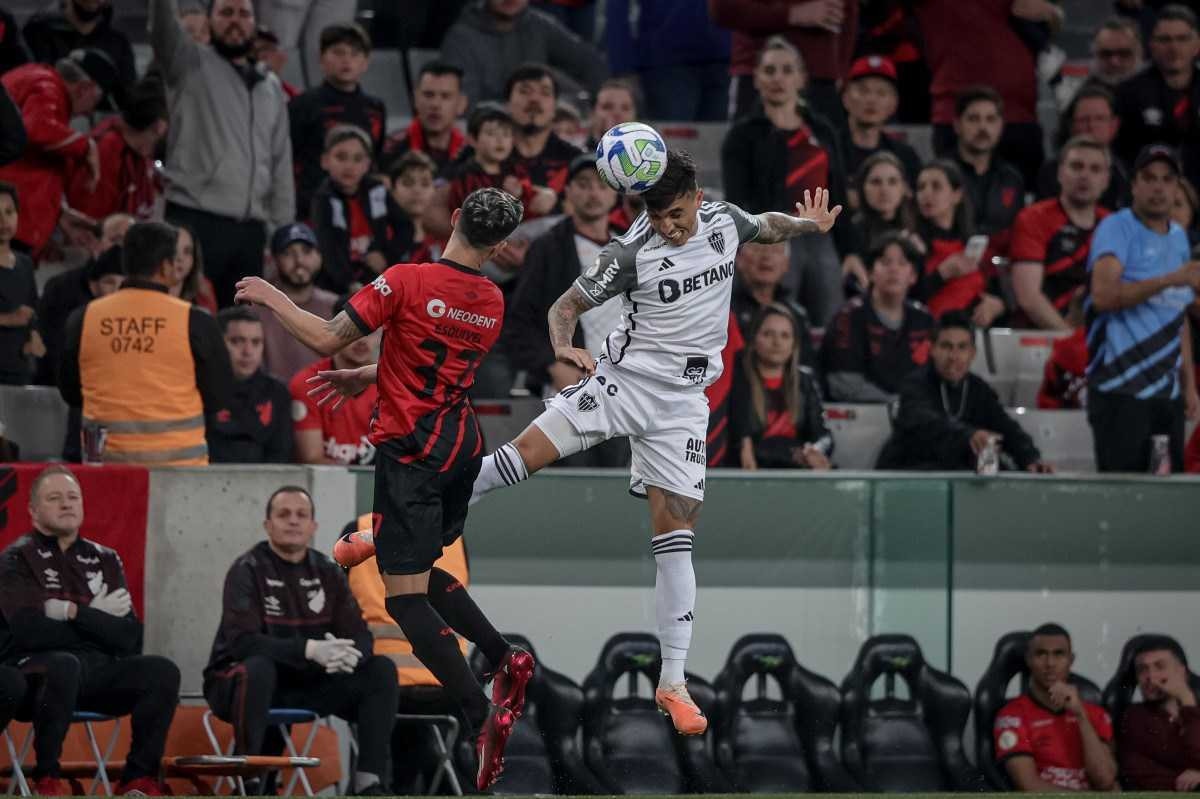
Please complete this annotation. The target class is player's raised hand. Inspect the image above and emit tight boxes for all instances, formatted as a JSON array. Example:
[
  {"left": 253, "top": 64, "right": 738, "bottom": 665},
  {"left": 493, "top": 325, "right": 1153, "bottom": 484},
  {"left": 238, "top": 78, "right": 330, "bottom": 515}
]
[
  {"left": 306, "top": 367, "right": 373, "bottom": 412},
  {"left": 234, "top": 276, "right": 284, "bottom": 308},
  {"left": 795, "top": 187, "right": 843, "bottom": 233},
  {"left": 554, "top": 346, "right": 596, "bottom": 376}
]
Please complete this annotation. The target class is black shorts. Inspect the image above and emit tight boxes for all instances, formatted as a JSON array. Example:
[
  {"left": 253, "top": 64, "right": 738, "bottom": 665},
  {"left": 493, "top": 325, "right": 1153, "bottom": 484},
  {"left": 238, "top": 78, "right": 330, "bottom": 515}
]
[{"left": 373, "top": 454, "right": 481, "bottom": 575}]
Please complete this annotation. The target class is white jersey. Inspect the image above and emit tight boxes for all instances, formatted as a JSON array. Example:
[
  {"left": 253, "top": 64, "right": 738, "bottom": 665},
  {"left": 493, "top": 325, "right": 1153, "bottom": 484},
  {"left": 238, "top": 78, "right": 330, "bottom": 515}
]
[{"left": 572, "top": 200, "right": 761, "bottom": 389}]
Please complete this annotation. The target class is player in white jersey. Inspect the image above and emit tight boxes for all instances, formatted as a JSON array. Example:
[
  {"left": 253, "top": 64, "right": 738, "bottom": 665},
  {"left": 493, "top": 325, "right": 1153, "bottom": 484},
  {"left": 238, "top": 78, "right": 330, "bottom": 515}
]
[{"left": 328, "top": 150, "right": 840, "bottom": 734}]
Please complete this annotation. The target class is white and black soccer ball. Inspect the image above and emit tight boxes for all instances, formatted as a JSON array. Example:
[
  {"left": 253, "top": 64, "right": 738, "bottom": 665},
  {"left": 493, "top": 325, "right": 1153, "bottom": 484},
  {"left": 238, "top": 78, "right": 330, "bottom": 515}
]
[{"left": 594, "top": 122, "right": 668, "bottom": 194}]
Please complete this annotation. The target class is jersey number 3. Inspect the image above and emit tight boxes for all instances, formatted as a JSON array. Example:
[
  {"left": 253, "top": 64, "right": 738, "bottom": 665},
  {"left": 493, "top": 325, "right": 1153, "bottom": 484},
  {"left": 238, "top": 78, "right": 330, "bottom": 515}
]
[{"left": 415, "top": 338, "right": 483, "bottom": 399}]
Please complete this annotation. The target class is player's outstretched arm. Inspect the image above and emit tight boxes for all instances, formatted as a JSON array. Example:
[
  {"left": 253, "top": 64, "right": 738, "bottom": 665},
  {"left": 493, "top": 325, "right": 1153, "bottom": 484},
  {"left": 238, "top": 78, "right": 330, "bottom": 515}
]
[
  {"left": 234, "top": 276, "right": 364, "bottom": 356},
  {"left": 754, "top": 187, "right": 843, "bottom": 244},
  {"left": 547, "top": 284, "right": 597, "bottom": 375}
]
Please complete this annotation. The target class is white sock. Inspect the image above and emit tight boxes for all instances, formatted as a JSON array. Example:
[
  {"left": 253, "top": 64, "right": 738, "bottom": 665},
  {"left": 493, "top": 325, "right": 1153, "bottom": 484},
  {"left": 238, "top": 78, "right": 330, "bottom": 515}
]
[
  {"left": 652, "top": 530, "right": 695, "bottom": 687},
  {"left": 353, "top": 771, "right": 380, "bottom": 792},
  {"left": 471, "top": 442, "right": 529, "bottom": 504}
]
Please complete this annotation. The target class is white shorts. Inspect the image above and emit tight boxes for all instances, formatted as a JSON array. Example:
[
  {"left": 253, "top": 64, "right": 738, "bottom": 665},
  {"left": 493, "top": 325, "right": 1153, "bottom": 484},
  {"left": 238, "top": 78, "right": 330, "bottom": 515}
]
[{"left": 535, "top": 358, "right": 710, "bottom": 501}]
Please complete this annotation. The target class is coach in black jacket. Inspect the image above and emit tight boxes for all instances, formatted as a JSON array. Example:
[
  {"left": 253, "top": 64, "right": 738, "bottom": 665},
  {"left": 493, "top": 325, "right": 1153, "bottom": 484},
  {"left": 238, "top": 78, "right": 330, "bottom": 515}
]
[
  {"left": 877, "top": 312, "right": 1052, "bottom": 472},
  {"left": 0, "top": 465, "right": 178, "bottom": 794},
  {"left": 204, "top": 487, "right": 396, "bottom": 795}
]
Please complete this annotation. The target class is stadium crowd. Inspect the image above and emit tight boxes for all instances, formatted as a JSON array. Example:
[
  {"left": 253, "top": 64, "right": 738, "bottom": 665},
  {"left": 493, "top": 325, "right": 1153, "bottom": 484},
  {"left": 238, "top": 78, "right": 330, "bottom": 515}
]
[{"left": 2, "top": 0, "right": 1200, "bottom": 473}]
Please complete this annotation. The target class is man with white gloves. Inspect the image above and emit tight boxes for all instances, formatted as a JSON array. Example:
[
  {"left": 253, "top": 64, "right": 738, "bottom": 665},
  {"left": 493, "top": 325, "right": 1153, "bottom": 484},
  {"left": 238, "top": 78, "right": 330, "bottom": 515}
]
[
  {"left": 0, "top": 465, "right": 180, "bottom": 796},
  {"left": 204, "top": 486, "right": 396, "bottom": 796}
]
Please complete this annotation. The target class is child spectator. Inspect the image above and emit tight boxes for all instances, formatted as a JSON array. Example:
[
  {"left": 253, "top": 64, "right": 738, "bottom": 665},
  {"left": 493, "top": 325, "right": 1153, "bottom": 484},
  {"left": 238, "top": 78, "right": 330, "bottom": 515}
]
[
  {"left": 0, "top": 182, "right": 40, "bottom": 385},
  {"left": 444, "top": 103, "right": 557, "bottom": 223},
  {"left": 311, "top": 125, "right": 413, "bottom": 296},
  {"left": 387, "top": 150, "right": 440, "bottom": 263},
  {"left": 842, "top": 151, "right": 921, "bottom": 291},
  {"left": 289, "top": 23, "right": 386, "bottom": 218},
  {"left": 914, "top": 159, "right": 1006, "bottom": 327},
  {"left": 553, "top": 99, "right": 586, "bottom": 148},
  {"left": 730, "top": 303, "right": 833, "bottom": 471}
]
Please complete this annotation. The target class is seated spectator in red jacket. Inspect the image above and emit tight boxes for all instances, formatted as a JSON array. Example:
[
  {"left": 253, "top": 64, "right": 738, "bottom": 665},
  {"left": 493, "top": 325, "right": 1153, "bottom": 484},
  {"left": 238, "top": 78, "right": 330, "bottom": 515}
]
[
  {"left": 994, "top": 623, "right": 1118, "bottom": 792},
  {"left": 208, "top": 307, "right": 292, "bottom": 463},
  {"left": 0, "top": 465, "right": 180, "bottom": 796},
  {"left": 260, "top": 223, "right": 338, "bottom": 383},
  {"left": 0, "top": 51, "right": 115, "bottom": 258},
  {"left": 1118, "top": 635, "right": 1200, "bottom": 791},
  {"left": 310, "top": 125, "right": 414, "bottom": 296},
  {"left": 382, "top": 61, "right": 467, "bottom": 178},
  {"left": 1012, "top": 137, "right": 1111, "bottom": 330},
  {"left": 822, "top": 232, "right": 933, "bottom": 402},
  {"left": 915, "top": 160, "right": 1005, "bottom": 327},
  {"left": 730, "top": 304, "right": 832, "bottom": 471},
  {"left": 386, "top": 151, "right": 440, "bottom": 263},
  {"left": 0, "top": 183, "right": 41, "bottom": 386},
  {"left": 203, "top": 486, "right": 396, "bottom": 796},
  {"left": 65, "top": 77, "right": 166, "bottom": 224},
  {"left": 289, "top": 23, "right": 385, "bottom": 219},
  {"left": 1037, "top": 290, "right": 1088, "bottom": 410},
  {"left": 289, "top": 300, "right": 380, "bottom": 465}
]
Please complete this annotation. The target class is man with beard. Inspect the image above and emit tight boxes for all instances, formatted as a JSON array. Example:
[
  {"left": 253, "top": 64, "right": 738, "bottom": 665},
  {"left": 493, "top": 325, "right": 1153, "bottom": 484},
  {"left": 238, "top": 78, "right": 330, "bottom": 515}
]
[
  {"left": 23, "top": 0, "right": 136, "bottom": 103},
  {"left": 259, "top": 223, "right": 338, "bottom": 383},
  {"left": 439, "top": 0, "right": 606, "bottom": 105},
  {"left": 506, "top": 64, "right": 582, "bottom": 197},
  {"left": 950, "top": 86, "right": 1026, "bottom": 252},
  {"left": 150, "top": 0, "right": 294, "bottom": 309},
  {"left": 1118, "top": 636, "right": 1200, "bottom": 791}
]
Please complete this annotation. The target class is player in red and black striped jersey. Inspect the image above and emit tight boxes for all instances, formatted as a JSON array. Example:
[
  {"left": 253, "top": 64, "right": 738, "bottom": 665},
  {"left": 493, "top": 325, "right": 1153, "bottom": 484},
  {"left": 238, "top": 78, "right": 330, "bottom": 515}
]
[
  {"left": 1011, "top": 137, "right": 1111, "bottom": 330},
  {"left": 234, "top": 187, "right": 530, "bottom": 791}
]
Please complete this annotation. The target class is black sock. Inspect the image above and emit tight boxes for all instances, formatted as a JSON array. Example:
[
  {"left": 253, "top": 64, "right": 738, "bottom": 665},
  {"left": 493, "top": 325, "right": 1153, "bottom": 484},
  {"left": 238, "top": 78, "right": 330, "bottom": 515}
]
[
  {"left": 385, "top": 594, "right": 489, "bottom": 729},
  {"left": 427, "top": 568, "right": 510, "bottom": 668}
]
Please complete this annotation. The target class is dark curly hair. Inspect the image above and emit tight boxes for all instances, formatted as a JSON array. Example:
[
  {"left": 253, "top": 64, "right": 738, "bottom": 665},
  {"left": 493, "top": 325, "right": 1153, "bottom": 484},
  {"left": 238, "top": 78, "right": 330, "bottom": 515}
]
[{"left": 458, "top": 188, "right": 524, "bottom": 248}]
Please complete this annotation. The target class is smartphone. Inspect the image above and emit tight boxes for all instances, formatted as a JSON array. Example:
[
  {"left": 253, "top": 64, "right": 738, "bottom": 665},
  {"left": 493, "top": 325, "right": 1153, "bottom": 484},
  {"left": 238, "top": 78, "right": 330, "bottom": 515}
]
[{"left": 964, "top": 234, "right": 990, "bottom": 265}]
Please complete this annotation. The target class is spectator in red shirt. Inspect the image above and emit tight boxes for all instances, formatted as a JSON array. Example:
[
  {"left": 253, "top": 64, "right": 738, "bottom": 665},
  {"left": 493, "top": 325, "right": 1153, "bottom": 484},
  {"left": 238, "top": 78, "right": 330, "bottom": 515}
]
[
  {"left": 0, "top": 51, "right": 115, "bottom": 258},
  {"left": 1037, "top": 290, "right": 1088, "bottom": 410},
  {"left": 64, "top": 77, "right": 166, "bottom": 224},
  {"left": 289, "top": 303, "right": 381, "bottom": 465},
  {"left": 382, "top": 62, "right": 468, "bottom": 179},
  {"left": 1012, "top": 137, "right": 1111, "bottom": 330},
  {"left": 310, "top": 125, "right": 414, "bottom": 296},
  {"left": 993, "top": 623, "right": 1118, "bottom": 792},
  {"left": 1118, "top": 635, "right": 1200, "bottom": 791},
  {"left": 915, "top": 0, "right": 1061, "bottom": 186},
  {"left": 261, "top": 223, "right": 339, "bottom": 383},
  {"left": 708, "top": 0, "right": 858, "bottom": 127},
  {"left": 730, "top": 303, "right": 832, "bottom": 470},
  {"left": 914, "top": 159, "right": 1006, "bottom": 326}
]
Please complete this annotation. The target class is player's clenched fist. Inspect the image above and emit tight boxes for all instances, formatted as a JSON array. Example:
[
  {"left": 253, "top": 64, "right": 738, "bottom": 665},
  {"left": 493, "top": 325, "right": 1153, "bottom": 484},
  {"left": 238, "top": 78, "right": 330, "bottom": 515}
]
[{"left": 554, "top": 346, "right": 596, "bottom": 375}]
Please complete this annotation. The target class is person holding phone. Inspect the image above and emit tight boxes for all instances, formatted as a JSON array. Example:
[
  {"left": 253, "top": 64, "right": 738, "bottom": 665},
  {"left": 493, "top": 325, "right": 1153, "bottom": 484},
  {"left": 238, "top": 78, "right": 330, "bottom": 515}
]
[{"left": 914, "top": 160, "right": 1007, "bottom": 327}]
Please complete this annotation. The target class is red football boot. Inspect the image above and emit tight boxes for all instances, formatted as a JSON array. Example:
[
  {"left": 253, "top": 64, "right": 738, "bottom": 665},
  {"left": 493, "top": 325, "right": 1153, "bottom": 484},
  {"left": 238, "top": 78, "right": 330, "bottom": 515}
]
[
  {"left": 490, "top": 646, "right": 535, "bottom": 718},
  {"left": 475, "top": 703, "right": 516, "bottom": 791}
]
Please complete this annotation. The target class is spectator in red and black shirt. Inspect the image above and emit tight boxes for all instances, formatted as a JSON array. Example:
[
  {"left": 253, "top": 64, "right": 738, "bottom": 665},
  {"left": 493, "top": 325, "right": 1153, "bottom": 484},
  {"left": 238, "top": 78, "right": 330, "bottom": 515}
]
[
  {"left": 1118, "top": 635, "right": 1200, "bottom": 791},
  {"left": 234, "top": 188, "right": 529, "bottom": 788},
  {"left": 841, "top": 151, "right": 920, "bottom": 291},
  {"left": 705, "top": 313, "right": 744, "bottom": 468},
  {"left": 204, "top": 486, "right": 397, "bottom": 796},
  {"left": 993, "top": 623, "right": 1117, "bottom": 792},
  {"left": 840, "top": 55, "right": 922, "bottom": 188},
  {"left": 0, "top": 465, "right": 179, "bottom": 796},
  {"left": 915, "top": 159, "right": 1006, "bottom": 327},
  {"left": 387, "top": 151, "right": 440, "bottom": 263},
  {"left": 311, "top": 125, "right": 414, "bottom": 295},
  {"left": 822, "top": 232, "right": 933, "bottom": 402},
  {"left": 289, "top": 23, "right": 386, "bottom": 219},
  {"left": 949, "top": 86, "right": 1027, "bottom": 246},
  {"left": 382, "top": 61, "right": 467, "bottom": 179},
  {"left": 720, "top": 36, "right": 849, "bottom": 325},
  {"left": 505, "top": 63, "right": 584, "bottom": 196},
  {"left": 730, "top": 240, "right": 815, "bottom": 367},
  {"left": 1114, "top": 6, "right": 1200, "bottom": 194},
  {"left": 1012, "top": 137, "right": 1111, "bottom": 330},
  {"left": 1037, "top": 291, "right": 1088, "bottom": 410},
  {"left": 208, "top": 306, "right": 293, "bottom": 463}
]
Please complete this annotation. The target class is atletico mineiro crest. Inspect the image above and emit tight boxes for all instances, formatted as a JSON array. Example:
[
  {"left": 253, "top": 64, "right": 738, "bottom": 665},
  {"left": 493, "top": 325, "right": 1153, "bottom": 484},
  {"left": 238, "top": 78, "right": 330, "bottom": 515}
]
[{"left": 708, "top": 230, "right": 725, "bottom": 254}]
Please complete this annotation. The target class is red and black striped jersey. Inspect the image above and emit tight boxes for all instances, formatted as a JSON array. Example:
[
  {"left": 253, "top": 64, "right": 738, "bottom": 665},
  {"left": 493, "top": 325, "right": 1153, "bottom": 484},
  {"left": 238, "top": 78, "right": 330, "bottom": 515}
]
[
  {"left": 345, "top": 260, "right": 504, "bottom": 471},
  {"left": 1010, "top": 198, "right": 1109, "bottom": 322}
]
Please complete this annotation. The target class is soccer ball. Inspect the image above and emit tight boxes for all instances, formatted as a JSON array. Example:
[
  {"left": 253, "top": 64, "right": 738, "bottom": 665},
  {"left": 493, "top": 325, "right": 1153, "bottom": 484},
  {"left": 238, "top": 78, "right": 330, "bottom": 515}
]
[{"left": 595, "top": 122, "right": 668, "bottom": 194}]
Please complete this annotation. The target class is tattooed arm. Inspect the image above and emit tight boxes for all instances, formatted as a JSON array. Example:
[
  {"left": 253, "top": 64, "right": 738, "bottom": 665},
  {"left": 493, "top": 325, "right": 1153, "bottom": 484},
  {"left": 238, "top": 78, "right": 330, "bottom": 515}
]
[
  {"left": 753, "top": 186, "right": 843, "bottom": 244},
  {"left": 234, "top": 276, "right": 364, "bottom": 356},
  {"left": 547, "top": 283, "right": 597, "bottom": 374}
]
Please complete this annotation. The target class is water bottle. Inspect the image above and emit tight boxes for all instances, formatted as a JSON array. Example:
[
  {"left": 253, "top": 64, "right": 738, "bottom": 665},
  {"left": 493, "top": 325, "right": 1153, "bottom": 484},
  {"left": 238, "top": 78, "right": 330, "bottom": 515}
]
[
  {"left": 976, "top": 436, "right": 999, "bottom": 475},
  {"left": 1149, "top": 434, "right": 1171, "bottom": 476}
]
